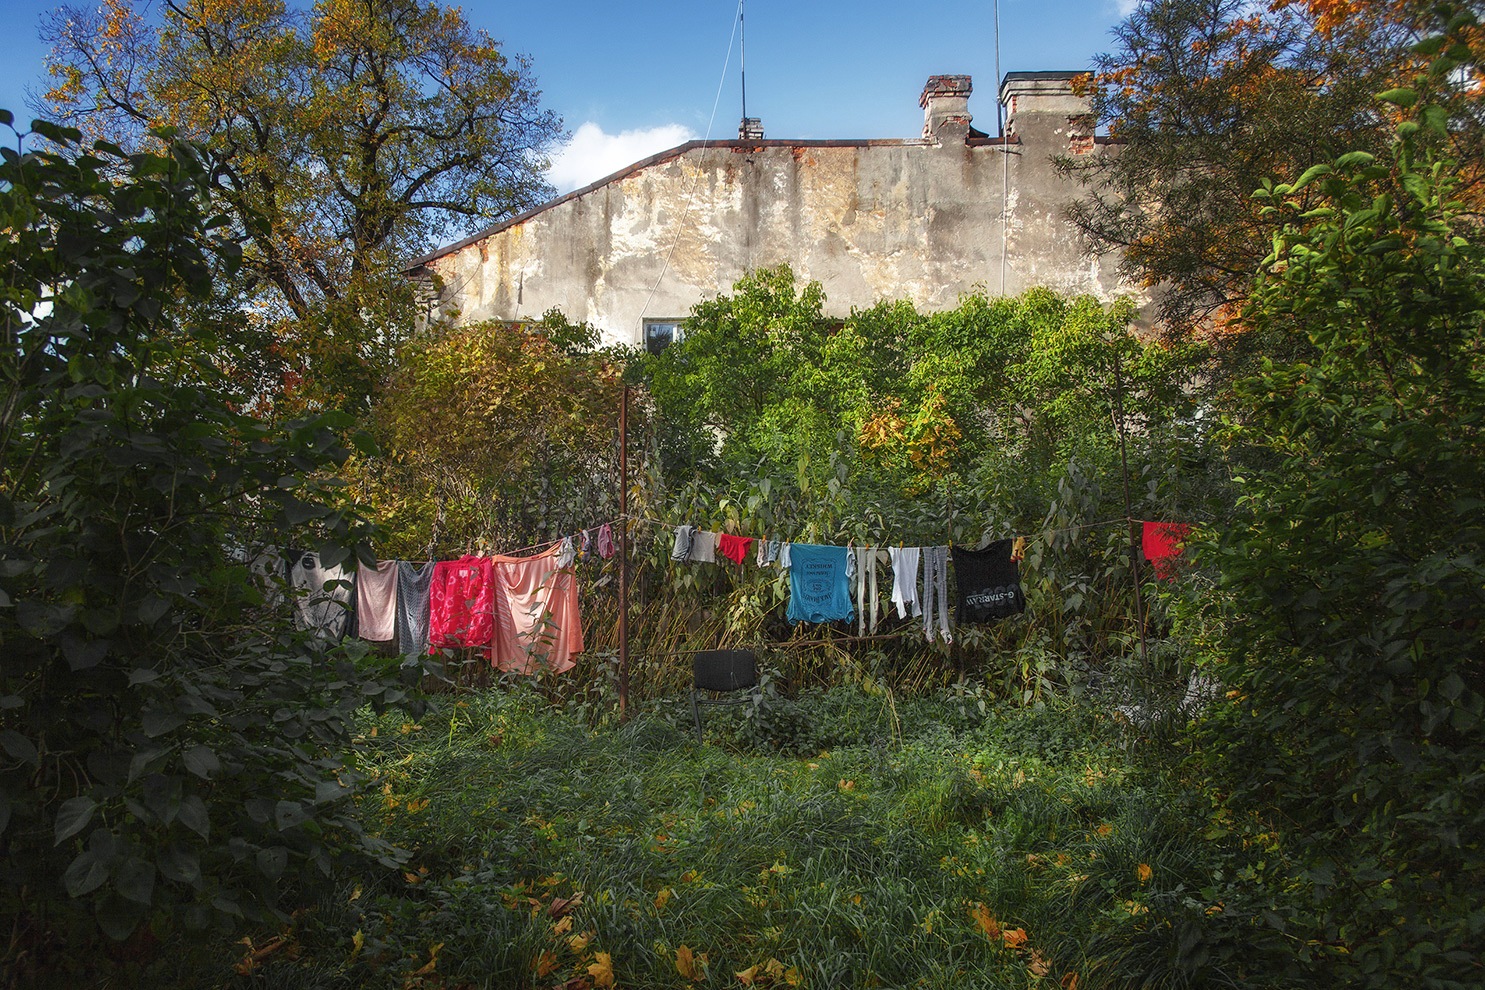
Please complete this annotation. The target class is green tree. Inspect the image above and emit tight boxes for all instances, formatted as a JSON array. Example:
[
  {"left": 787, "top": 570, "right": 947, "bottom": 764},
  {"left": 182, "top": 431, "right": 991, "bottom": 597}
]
[
  {"left": 1197, "top": 79, "right": 1485, "bottom": 983},
  {"left": 1061, "top": 0, "right": 1484, "bottom": 338},
  {"left": 42, "top": 0, "right": 562, "bottom": 412},
  {"left": 350, "top": 311, "right": 627, "bottom": 556},
  {"left": 0, "top": 118, "right": 422, "bottom": 978}
]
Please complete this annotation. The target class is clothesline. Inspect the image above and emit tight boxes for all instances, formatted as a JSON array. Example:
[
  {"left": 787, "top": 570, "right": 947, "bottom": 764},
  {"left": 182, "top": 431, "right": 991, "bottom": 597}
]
[
  {"left": 410, "top": 509, "right": 1168, "bottom": 568},
  {"left": 618, "top": 511, "right": 1138, "bottom": 554}
]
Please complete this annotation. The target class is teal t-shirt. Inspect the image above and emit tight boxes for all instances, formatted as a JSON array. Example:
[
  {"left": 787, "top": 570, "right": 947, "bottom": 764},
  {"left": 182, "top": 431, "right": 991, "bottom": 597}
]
[{"left": 786, "top": 543, "right": 855, "bottom": 624}]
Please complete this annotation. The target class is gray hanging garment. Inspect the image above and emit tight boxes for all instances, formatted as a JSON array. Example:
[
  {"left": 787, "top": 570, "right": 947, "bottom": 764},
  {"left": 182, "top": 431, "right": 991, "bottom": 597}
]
[
  {"left": 396, "top": 560, "right": 436, "bottom": 655},
  {"left": 290, "top": 551, "right": 354, "bottom": 642},
  {"left": 921, "top": 545, "right": 953, "bottom": 644},
  {"left": 670, "top": 525, "right": 696, "bottom": 562}
]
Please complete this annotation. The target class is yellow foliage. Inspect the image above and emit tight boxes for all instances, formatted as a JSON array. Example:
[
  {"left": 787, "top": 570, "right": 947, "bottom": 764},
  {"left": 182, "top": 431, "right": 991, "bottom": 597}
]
[
  {"left": 675, "top": 944, "right": 704, "bottom": 981},
  {"left": 533, "top": 950, "right": 560, "bottom": 978},
  {"left": 588, "top": 950, "right": 615, "bottom": 988},
  {"left": 408, "top": 941, "right": 442, "bottom": 977},
  {"left": 970, "top": 902, "right": 1001, "bottom": 939}
]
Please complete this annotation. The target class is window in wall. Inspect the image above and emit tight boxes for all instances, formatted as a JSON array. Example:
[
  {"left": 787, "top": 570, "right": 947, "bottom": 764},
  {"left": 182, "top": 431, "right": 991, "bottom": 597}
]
[{"left": 644, "top": 320, "right": 684, "bottom": 354}]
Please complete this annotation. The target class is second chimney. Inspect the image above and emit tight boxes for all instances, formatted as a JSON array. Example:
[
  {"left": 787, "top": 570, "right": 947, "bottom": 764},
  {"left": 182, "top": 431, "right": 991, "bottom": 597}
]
[{"left": 920, "top": 74, "right": 972, "bottom": 142}]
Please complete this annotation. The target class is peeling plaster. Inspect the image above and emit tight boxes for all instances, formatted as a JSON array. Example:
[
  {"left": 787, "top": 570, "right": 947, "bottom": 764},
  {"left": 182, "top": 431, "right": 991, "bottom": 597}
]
[{"left": 419, "top": 81, "right": 1145, "bottom": 345}]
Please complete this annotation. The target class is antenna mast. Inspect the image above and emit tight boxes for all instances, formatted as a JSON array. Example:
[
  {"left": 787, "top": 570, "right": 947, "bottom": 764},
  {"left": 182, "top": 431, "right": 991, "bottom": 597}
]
[
  {"left": 737, "top": 1, "right": 762, "bottom": 139},
  {"left": 740, "top": 0, "right": 747, "bottom": 121}
]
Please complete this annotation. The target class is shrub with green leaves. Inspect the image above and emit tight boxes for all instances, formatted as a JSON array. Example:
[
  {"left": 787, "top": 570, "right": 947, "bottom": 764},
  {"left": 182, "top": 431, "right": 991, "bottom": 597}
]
[
  {"left": 0, "top": 117, "right": 424, "bottom": 979},
  {"left": 1199, "top": 72, "right": 1485, "bottom": 986}
]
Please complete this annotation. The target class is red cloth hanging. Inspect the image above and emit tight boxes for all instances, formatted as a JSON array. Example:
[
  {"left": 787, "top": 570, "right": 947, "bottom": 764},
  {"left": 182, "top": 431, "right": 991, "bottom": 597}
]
[
  {"left": 717, "top": 533, "right": 755, "bottom": 565},
  {"left": 1142, "top": 522, "right": 1192, "bottom": 581},
  {"left": 427, "top": 555, "right": 496, "bottom": 654}
]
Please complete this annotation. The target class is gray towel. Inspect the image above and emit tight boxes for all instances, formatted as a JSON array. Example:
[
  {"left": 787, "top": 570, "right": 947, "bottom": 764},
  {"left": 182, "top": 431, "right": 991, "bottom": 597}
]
[{"left": 396, "top": 560, "right": 435, "bottom": 655}]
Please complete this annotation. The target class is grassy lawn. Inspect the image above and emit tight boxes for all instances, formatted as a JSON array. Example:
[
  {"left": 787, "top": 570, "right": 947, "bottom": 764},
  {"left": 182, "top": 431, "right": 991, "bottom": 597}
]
[{"left": 224, "top": 686, "right": 1225, "bottom": 989}]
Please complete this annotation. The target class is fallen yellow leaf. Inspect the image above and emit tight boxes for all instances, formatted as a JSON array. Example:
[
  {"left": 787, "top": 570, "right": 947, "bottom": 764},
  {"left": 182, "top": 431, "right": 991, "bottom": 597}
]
[
  {"left": 970, "top": 902, "right": 1001, "bottom": 939},
  {"left": 1137, "top": 863, "right": 1152, "bottom": 884},
  {"left": 1061, "top": 971, "right": 1080, "bottom": 989},
  {"left": 654, "top": 887, "right": 673, "bottom": 911},
  {"left": 1002, "top": 927, "right": 1029, "bottom": 949},
  {"left": 676, "top": 944, "right": 702, "bottom": 981},
  {"left": 553, "top": 915, "right": 573, "bottom": 935},
  {"left": 534, "top": 949, "right": 560, "bottom": 977},
  {"left": 736, "top": 963, "right": 758, "bottom": 985},
  {"left": 1029, "top": 949, "right": 1051, "bottom": 977},
  {"left": 410, "top": 941, "right": 443, "bottom": 976},
  {"left": 588, "top": 950, "right": 615, "bottom": 989}
]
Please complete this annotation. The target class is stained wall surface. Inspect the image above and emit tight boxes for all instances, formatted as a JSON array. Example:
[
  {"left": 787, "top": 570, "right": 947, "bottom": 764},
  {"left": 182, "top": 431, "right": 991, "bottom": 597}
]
[{"left": 410, "top": 73, "right": 1131, "bottom": 346}]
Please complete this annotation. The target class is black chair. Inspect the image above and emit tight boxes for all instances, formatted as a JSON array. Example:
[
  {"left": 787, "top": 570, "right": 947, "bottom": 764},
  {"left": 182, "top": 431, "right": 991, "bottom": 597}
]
[{"left": 690, "top": 649, "right": 759, "bottom": 742}]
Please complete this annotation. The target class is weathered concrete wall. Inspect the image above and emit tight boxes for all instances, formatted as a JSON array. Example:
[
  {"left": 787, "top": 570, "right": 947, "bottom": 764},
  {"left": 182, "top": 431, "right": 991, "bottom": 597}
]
[{"left": 411, "top": 73, "right": 1132, "bottom": 347}]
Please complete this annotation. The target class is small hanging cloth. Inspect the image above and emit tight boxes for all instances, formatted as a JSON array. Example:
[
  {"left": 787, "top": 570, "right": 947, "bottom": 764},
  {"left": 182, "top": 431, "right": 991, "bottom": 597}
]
[
  {"left": 670, "top": 525, "right": 696, "bottom": 562},
  {"left": 396, "top": 560, "right": 435, "bottom": 655},
  {"left": 888, "top": 546, "right": 922, "bottom": 619},
  {"left": 689, "top": 530, "right": 719, "bottom": 563},
  {"left": 921, "top": 546, "right": 952, "bottom": 643},
  {"left": 489, "top": 543, "right": 584, "bottom": 675},
  {"left": 355, "top": 560, "right": 400, "bottom": 642},
  {"left": 289, "top": 550, "right": 354, "bottom": 643},
  {"left": 717, "top": 533, "right": 754, "bottom": 565},
  {"left": 1142, "top": 522, "right": 1192, "bottom": 581},
  {"left": 428, "top": 555, "right": 496, "bottom": 655}
]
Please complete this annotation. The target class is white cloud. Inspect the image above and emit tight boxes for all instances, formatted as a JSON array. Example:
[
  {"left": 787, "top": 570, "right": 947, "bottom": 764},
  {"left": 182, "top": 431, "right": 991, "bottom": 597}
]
[
  {"left": 1113, "top": 0, "right": 1140, "bottom": 16},
  {"left": 546, "top": 121, "right": 696, "bottom": 194}
]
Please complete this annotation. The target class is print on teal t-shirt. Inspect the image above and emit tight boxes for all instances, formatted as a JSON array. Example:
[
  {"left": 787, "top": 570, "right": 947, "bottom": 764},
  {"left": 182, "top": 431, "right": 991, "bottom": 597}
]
[{"left": 786, "top": 543, "right": 855, "bottom": 624}]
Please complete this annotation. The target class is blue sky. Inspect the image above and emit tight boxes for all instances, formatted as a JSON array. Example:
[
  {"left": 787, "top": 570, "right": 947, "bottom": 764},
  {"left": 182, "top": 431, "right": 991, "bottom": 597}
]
[{"left": 1, "top": 0, "right": 1135, "bottom": 190}]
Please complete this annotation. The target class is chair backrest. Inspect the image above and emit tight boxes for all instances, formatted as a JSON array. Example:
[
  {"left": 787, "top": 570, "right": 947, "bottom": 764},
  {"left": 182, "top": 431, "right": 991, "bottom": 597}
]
[{"left": 692, "top": 650, "right": 758, "bottom": 692}]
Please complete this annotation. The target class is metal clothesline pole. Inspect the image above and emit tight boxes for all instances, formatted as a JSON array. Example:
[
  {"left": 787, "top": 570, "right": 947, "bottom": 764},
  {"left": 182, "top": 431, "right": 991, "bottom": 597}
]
[{"left": 618, "top": 384, "right": 631, "bottom": 715}]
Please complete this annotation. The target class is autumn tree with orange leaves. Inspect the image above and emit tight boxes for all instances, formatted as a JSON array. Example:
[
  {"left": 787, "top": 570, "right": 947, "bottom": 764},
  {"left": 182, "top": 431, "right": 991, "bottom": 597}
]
[
  {"left": 1062, "top": 0, "right": 1484, "bottom": 342},
  {"left": 41, "top": 0, "right": 561, "bottom": 414}
]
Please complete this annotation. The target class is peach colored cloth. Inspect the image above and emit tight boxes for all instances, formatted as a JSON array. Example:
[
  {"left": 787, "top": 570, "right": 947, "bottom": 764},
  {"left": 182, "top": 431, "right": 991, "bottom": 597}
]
[
  {"left": 356, "top": 560, "right": 399, "bottom": 641},
  {"left": 489, "top": 545, "right": 584, "bottom": 674}
]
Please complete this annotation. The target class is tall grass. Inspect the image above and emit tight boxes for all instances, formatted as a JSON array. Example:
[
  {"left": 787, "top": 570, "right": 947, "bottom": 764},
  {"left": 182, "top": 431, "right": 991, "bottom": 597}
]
[{"left": 199, "top": 687, "right": 1241, "bottom": 990}]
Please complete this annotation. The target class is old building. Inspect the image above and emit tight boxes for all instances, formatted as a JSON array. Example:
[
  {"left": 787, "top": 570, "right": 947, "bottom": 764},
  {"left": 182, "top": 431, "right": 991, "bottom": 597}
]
[{"left": 408, "top": 71, "right": 1127, "bottom": 350}]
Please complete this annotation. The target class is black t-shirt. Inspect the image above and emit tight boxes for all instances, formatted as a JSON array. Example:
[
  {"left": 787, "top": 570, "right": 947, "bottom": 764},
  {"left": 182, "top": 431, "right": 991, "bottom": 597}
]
[{"left": 952, "top": 540, "right": 1025, "bottom": 622}]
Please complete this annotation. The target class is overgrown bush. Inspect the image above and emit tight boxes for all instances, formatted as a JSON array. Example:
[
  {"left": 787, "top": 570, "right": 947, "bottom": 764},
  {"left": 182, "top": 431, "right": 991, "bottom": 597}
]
[
  {"left": 0, "top": 118, "right": 424, "bottom": 982},
  {"left": 1196, "top": 70, "right": 1485, "bottom": 986}
]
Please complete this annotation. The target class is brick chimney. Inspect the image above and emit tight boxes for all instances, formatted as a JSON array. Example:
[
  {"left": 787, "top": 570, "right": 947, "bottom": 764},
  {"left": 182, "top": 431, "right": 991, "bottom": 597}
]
[
  {"left": 920, "top": 74, "right": 972, "bottom": 143},
  {"left": 999, "top": 72, "right": 1087, "bottom": 143}
]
